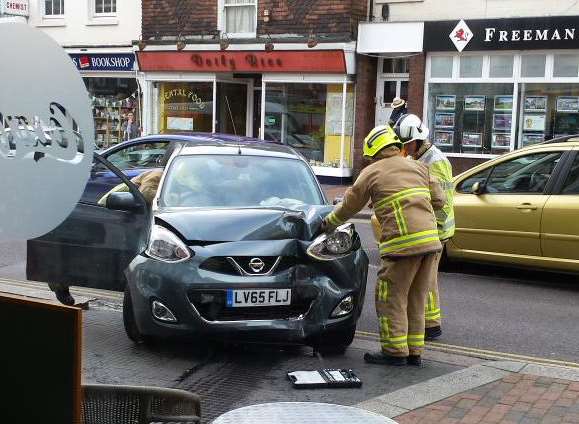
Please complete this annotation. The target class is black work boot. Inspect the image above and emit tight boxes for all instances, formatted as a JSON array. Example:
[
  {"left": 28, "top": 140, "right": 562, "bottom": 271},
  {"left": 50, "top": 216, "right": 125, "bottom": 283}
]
[
  {"left": 54, "top": 287, "right": 75, "bottom": 306},
  {"left": 407, "top": 355, "right": 422, "bottom": 366},
  {"left": 363, "top": 351, "right": 407, "bottom": 366},
  {"left": 425, "top": 326, "right": 442, "bottom": 341}
]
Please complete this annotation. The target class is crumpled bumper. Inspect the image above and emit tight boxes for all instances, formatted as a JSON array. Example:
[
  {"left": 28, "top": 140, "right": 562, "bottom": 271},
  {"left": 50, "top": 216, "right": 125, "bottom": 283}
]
[{"left": 125, "top": 239, "right": 368, "bottom": 344}]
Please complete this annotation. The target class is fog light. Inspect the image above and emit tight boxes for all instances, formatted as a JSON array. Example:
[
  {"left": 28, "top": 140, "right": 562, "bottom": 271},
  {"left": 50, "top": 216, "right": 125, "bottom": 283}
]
[
  {"left": 331, "top": 295, "right": 354, "bottom": 318},
  {"left": 151, "top": 300, "right": 177, "bottom": 323}
]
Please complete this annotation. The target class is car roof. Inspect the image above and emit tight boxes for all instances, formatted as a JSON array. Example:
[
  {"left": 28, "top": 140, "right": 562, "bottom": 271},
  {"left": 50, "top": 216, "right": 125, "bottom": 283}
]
[
  {"left": 177, "top": 140, "right": 304, "bottom": 160},
  {"left": 100, "top": 132, "right": 284, "bottom": 154}
]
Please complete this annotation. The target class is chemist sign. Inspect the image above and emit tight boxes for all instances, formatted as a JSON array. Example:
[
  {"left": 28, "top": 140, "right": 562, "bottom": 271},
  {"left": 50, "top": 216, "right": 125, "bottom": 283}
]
[
  {"left": 69, "top": 53, "right": 136, "bottom": 72},
  {"left": 0, "top": 0, "right": 29, "bottom": 16}
]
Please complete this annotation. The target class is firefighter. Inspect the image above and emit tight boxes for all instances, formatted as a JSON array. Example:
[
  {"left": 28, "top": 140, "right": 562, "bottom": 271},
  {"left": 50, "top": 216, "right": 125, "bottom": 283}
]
[
  {"left": 322, "top": 124, "right": 445, "bottom": 366},
  {"left": 396, "top": 114, "right": 455, "bottom": 341}
]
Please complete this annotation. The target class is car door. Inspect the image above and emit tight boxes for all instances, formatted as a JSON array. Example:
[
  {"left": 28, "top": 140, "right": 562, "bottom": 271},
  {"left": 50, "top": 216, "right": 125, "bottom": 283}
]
[
  {"left": 452, "top": 149, "right": 565, "bottom": 257},
  {"left": 541, "top": 149, "right": 579, "bottom": 265},
  {"left": 83, "top": 140, "right": 172, "bottom": 203},
  {"left": 26, "top": 154, "right": 151, "bottom": 291}
]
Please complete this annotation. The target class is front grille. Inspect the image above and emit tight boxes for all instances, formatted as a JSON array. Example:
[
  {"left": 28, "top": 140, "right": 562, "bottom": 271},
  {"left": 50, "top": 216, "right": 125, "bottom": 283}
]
[
  {"left": 188, "top": 287, "right": 318, "bottom": 321},
  {"left": 199, "top": 257, "right": 238, "bottom": 276},
  {"left": 228, "top": 256, "right": 279, "bottom": 275},
  {"left": 199, "top": 256, "right": 297, "bottom": 276}
]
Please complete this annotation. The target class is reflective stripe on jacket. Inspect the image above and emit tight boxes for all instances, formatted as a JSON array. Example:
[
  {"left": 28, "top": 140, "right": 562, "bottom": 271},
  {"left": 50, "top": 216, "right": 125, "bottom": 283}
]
[
  {"left": 417, "top": 145, "right": 455, "bottom": 241},
  {"left": 325, "top": 147, "right": 445, "bottom": 257}
]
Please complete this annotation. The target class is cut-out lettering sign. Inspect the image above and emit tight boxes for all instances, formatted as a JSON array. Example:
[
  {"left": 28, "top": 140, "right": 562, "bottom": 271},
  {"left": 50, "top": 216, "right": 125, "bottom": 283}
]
[{"left": 0, "top": 23, "right": 94, "bottom": 241}]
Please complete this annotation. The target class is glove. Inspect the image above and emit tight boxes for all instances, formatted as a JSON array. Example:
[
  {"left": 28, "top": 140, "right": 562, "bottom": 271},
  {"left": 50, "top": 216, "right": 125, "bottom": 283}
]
[{"left": 320, "top": 218, "right": 336, "bottom": 235}]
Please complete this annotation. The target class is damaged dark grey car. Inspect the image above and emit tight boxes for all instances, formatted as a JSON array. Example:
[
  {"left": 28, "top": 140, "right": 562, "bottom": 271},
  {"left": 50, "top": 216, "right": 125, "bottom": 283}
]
[{"left": 28, "top": 139, "right": 369, "bottom": 352}]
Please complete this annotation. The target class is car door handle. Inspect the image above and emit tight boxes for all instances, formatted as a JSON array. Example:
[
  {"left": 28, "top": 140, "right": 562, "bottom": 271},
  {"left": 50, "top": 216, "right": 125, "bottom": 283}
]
[{"left": 516, "top": 203, "right": 537, "bottom": 210}]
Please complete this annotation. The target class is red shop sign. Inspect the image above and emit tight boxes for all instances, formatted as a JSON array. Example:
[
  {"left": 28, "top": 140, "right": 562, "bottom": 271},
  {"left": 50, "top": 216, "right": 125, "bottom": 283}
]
[{"left": 137, "top": 50, "right": 346, "bottom": 73}]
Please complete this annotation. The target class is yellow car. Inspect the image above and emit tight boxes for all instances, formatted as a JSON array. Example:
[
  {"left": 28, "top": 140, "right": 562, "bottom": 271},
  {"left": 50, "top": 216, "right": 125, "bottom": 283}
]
[{"left": 448, "top": 137, "right": 579, "bottom": 273}]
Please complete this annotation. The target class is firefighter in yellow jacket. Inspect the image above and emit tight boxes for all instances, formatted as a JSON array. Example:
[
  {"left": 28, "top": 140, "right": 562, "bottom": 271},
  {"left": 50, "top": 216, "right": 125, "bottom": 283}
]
[
  {"left": 398, "top": 114, "right": 455, "bottom": 341},
  {"left": 323, "top": 124, "right": 445, "bottom": 366}
]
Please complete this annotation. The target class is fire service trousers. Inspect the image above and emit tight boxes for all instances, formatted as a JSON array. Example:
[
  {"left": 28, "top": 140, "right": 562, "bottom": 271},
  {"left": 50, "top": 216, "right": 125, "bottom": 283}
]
[
  {"left": 376, "top": 253, "right": 439, "bottom": 357},
  {"left": 425, "top": 247, "right": 444, "bottom": 329}
]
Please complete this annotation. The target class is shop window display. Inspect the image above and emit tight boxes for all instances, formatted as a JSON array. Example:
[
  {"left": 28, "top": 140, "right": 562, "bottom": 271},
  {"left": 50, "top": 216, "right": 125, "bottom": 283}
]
[
  {"left": 157, "top": 82, "right": 213, "bottom": 134},
  {"left": 264, "top": 83, "right": 354, "bottom": 168},
  {"left": 83, "top": 77, "right": 139, "bottom": 148},
  {"left": 517, "top": 83, "right": 579, "bottom": 148},
  {"left": 429, "top": 83, "right": 514, "bottom": 154}
]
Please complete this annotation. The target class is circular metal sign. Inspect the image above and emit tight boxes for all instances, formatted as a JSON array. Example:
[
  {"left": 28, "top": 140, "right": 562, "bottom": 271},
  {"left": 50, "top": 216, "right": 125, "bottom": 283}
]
[{"left": 0, "top": 23, "right": 95, "bottom": 241}]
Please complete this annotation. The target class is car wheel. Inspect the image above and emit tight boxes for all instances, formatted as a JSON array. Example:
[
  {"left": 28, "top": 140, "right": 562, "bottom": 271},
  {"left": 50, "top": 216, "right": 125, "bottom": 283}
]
[
  {"left": 123, "top": 287, "right": 153, "bottom": 345},
  {"left": 313, "top": 325, "right": 356, "bottom": 355}
]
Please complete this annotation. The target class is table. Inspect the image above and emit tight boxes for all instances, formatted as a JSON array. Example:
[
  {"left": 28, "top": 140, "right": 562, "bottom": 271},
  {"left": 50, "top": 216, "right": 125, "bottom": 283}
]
[{"left": 211, "top": 402, "right": 398, "bottom": 424}]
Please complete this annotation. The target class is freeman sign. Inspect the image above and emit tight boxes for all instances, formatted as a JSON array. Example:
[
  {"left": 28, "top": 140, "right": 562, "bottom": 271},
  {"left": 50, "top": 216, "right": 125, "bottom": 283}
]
[
  {"left": 484, "top": 28, "right": 576, "bottom": 43},
  {"left": 0, "top": 0, "right": 29, "bottom": 16},
  {"left": 425, "top": 16, "right": 579, "bottom": 52}
]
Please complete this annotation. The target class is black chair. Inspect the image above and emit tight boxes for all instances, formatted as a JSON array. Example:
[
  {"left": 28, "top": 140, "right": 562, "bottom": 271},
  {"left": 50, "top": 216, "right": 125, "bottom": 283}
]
[{"left": 82, "top": 384, "right": 201, "bottom": 424}]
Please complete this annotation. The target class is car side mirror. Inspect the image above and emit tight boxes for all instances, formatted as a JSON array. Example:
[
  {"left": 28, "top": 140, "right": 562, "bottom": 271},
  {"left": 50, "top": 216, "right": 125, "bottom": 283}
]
[
  {"left": 106, "top": 192, "right": 141, "bottom": 211},
  {"left": 333, "top": 196, "right": 343, "bottom": 205},
  {"left": 472, "top": 181, "right": 486, "bottom": 195}
]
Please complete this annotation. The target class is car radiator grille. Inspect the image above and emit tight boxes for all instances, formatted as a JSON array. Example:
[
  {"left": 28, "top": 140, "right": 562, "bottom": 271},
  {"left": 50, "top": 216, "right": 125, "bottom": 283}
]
[{"left": 187, "top": 288, "right": 317, "bottom": 321}]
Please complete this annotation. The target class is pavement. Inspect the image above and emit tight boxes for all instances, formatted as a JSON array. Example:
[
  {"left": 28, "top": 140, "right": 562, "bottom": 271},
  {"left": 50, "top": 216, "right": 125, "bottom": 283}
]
[{"left": 4, "top": 278, "right": 579, "bottom": 423}]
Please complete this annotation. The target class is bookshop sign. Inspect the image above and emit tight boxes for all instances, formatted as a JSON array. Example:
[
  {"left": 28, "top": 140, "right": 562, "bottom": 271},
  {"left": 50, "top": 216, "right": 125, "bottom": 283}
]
[
  {"left": 69, "top": 53, "right": 136, "bottom": 72},
  {"left": 425, "top": 16, "right": 579, "bottom": 52}
]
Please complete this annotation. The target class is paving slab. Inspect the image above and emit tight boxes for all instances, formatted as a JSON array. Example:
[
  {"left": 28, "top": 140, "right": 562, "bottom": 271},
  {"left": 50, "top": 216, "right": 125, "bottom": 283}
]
[{"left": 358, "top": 364, "right": 509, "bottom": 415}]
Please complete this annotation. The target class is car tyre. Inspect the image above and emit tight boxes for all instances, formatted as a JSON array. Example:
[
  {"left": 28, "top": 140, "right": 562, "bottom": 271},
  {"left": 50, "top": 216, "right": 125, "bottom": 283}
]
[
  {"left": 313, "top": 325, "right": 356, "bottom": 355},
  {"left": 123, "top": 286, "right": 154, "bottom": 345}
]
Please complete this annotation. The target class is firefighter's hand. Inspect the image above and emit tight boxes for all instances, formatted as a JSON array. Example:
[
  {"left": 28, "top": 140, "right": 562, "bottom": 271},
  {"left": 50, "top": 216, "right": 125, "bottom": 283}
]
[{"left": 319, "top": 218, "right": 335, "bottom": 235}]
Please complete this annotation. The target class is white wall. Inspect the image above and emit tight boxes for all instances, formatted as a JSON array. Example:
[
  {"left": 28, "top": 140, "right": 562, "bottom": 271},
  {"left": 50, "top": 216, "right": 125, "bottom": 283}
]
[
  {"left": 28, "top": 0, "right": 141, "bottom": 47},
  {"left": 373, "top": 0, "right": 579, "bottom": 22}
]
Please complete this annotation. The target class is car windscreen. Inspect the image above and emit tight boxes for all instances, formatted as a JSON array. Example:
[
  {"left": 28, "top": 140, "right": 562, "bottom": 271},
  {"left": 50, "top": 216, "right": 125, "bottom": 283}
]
[{"left": 160, "top": 154, "right": 324, "bottom": 209}]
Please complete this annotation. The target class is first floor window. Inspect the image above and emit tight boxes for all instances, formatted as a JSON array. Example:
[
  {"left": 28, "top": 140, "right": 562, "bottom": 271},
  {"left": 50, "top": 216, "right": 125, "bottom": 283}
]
[
  {"left": 95, "top": 0, "right": 116, "bottom": 14},
  {"left": 223, "top": 0, "right": 257, "bottom": 35},
  {"left": 45, "top": 0, "right": 64, "bottom": 15}
]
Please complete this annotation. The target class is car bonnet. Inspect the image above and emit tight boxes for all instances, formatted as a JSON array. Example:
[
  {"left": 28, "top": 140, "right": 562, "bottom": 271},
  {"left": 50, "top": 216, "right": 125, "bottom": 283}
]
[{"left": 154, "top": 205, "right": 333, "bottom": 243}]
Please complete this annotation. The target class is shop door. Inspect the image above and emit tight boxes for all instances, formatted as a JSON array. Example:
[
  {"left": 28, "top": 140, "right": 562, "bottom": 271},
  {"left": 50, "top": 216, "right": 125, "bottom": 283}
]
[
  {"left": 375, "top": 79, "right": 408, "bottom": 126},
  {"left": 216, "top": 82, "right": 250, "bottom": 136}
]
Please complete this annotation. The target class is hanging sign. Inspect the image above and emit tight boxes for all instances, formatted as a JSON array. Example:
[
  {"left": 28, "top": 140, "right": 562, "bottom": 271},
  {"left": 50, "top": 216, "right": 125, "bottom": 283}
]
[{"left": 425, "top": 16, "right": 579, "bottom": 52}]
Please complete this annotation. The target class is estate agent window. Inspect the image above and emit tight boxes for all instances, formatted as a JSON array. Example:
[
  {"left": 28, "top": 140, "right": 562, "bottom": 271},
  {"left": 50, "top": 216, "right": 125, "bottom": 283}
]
[{"left": 427, "top": 52, "right": 579, "bottom": 156}]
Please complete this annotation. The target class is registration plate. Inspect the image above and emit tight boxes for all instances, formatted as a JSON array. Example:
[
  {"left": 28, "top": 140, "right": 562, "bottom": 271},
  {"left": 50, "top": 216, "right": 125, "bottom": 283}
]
[{"left": 226, "top": 289, "right": 291, "bottom": 307}]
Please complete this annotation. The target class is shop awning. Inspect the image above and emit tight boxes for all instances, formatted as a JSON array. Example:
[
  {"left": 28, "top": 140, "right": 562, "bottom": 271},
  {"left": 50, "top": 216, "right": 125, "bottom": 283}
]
[
  {"left": 357, "top": 22, "right": 424, "bottom": 54},
  {"left": 136, "top": 50, "right": 347, "bottom": 74}
]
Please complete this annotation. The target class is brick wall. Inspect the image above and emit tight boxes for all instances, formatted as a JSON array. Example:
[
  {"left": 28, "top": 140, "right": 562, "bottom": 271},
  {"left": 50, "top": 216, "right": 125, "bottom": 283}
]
[
  {"left": 143, "top": 0, "right": 217, "bottom": 39},
  {"left": 352, "top": 54, "right": 378, "bottom": 177},
  {"left": 143, "top": 0, "right": 365, "bottom": 40}
]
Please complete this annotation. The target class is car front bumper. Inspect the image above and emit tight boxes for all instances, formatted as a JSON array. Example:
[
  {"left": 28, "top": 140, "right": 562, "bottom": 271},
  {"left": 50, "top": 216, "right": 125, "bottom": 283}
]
[{"left": 125, "top": 240, "right": 368, "bottom": 345}]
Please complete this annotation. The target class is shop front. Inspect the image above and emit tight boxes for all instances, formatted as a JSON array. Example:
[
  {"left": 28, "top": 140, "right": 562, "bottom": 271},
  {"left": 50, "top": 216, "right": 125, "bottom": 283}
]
[
  {"left": 70, "top": 52, "right": 140, "bottom": 148},
  {"left": 423, "top": 16, "right": 579, "bottom": 170},
  {"left": 137, "top": 48, "right": 356, "bottom": 181}
]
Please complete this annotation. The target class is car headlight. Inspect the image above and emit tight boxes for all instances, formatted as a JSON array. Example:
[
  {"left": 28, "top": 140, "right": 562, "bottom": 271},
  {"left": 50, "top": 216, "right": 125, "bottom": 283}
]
[
  {"left": 146, "top": 225, "right": 191, "bottom": 263},
  {"left": 307, "top": 223, "right": 357, "bottom": 261}
]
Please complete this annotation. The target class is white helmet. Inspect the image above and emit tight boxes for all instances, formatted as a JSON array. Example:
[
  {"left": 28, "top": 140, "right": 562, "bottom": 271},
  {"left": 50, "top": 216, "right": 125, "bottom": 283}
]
[{"left": 394, "top": 114, "right": 430, "bottom": 144}]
